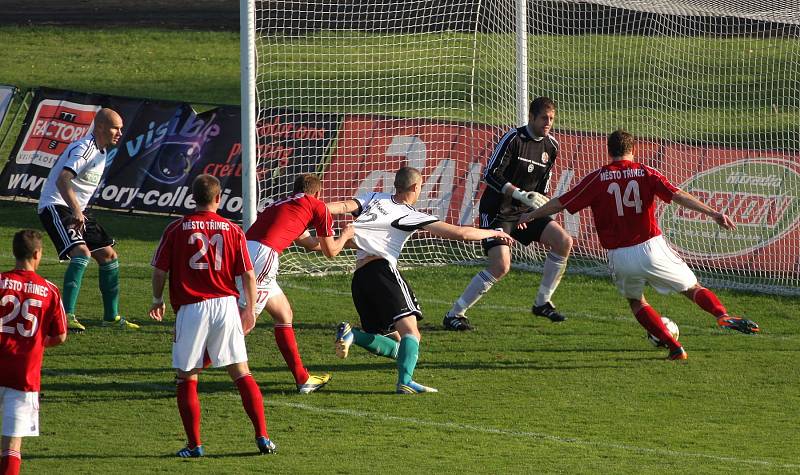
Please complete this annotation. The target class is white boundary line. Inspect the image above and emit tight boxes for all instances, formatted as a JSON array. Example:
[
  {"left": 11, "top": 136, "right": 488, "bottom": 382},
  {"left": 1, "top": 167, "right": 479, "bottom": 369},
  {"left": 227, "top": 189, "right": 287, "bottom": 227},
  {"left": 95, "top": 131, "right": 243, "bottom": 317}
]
[{"left": 41, "top": 369, "right": 800, "bottom": 470}]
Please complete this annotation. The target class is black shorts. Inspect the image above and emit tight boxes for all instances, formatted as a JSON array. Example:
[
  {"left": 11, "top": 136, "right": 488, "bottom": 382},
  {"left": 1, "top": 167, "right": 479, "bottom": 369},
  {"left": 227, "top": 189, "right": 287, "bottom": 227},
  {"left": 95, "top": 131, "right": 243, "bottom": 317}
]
[
  {"left": 480, "top": 213, "right": 553, "bottom": 255},
  {"left": 351, "top": 259, "right": 422, "bottom": 335},
  {"left": 38, "top": 204, "right": 115, "bottom": 260}
]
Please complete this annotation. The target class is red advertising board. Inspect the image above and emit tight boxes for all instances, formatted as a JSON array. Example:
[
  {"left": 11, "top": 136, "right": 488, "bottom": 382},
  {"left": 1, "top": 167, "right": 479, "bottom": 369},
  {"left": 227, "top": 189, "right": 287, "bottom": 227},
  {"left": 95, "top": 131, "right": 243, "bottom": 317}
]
[{"left": 321, "top": 115, "right": 800, "bottom": 275}]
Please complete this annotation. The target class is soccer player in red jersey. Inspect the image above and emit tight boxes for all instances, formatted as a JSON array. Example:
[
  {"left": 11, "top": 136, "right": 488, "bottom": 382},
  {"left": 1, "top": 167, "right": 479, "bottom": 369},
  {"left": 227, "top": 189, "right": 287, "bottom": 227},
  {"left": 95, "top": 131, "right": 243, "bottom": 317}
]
[
  {"left": 518, "top": 129, "right": 760, "bottom": 360},
  {"left": 149, "top": 174, "right": 276, "bottom": 457},
  {"left": 239, "top": 174, "right": 353, "bottom": 394},
  {"left": 1, "top": 230, "right": 67, "bottom": 475}
]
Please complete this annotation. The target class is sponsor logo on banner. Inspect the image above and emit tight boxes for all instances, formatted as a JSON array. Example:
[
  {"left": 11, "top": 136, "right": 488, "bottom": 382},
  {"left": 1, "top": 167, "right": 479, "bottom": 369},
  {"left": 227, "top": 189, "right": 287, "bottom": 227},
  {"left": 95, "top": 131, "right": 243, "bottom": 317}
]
[
  {"left": 660, "top": 158, "right": 800, "bottom": 257},
  {"left": 16, "top": 100, "right": 101, "bottom": 169}
]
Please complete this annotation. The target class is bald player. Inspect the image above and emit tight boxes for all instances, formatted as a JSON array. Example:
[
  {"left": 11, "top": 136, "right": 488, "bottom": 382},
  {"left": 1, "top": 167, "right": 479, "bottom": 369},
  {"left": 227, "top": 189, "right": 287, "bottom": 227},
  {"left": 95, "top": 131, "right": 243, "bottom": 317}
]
[{"left": 38, "top": 108, "right": 139, "bottom": 331}]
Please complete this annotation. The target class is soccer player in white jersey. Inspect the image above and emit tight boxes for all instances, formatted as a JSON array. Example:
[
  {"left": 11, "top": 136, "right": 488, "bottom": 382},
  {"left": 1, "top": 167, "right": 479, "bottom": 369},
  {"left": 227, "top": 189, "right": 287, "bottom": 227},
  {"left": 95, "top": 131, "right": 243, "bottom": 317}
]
[
  {"left": 1, "top": 230, "right": 67, "bottom": 475},
  {"left": 518, "top": 129, "right": 760, "bottom": 360},
  {"left": 37, "top": 108, "right": 138, "bottom": 332},
  {"left": 327, "top": 167, "right": 512, "bottom": 393}
]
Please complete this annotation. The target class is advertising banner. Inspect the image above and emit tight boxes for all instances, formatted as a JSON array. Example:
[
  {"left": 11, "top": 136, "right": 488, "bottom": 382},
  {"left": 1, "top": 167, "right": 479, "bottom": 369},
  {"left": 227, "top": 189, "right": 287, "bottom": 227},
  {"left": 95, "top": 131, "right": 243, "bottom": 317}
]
[
  {"left": 321, "top": 116, "right": 800, "bottom": 274},
  {"left": 0, "top": 87, "right": 186, "bottom": 202},
  {"left": 0, "top": 89, "right": 337, "bottom": 220}
]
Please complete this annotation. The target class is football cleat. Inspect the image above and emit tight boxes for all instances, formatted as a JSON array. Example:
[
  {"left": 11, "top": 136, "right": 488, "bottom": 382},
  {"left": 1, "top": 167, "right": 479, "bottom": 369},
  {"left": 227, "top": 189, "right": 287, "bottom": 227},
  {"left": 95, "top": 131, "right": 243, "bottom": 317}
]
[
  {"left": 66, "top": 313, "right": 86, "bottom": 333},
  {"left": 442, "top": 313, "right": 473, "bottom": 331},
  {"left": 334, "top": 322, "right": 354, "bottom": 359},
  {"left": 532, "top": 302, "right": 566, "bottom": 322},
  {"left": 176, "top": 445, "right": 205, "bottom": 458},
  {"left": 667, "top": 347, "right": 688, "bottom": 361},
  {"left": 101, "top": 315, "right": 140, "bottom": 330},
  {"left": 256, "top": 436, "right": 277, "bottom": 455},
  {"left": 396, "top": 380, "right": 438, "bottom": 394},
  {"left": 297, "top": 373, "right": 331, "bottom": 394},
  {"left": 717, "top": 316, "right": 760, "bottom": 334}
]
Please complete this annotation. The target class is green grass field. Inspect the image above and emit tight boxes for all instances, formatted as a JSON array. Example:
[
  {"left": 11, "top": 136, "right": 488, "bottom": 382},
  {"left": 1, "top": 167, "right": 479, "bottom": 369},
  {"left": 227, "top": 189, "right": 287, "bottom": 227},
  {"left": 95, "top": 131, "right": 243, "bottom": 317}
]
[
  {"left": 0, "top": 202, "right": 799, "bottom": 474},
  {"left": 0, "top": 24, "right": 799, "bottom": 473}
]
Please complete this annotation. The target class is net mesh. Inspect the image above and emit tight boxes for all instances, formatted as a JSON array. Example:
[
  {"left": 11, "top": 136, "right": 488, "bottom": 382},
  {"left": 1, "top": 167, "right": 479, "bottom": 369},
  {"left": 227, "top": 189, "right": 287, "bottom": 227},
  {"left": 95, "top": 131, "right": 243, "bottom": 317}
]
[{"left": 254, "top": 0, "right": 800, "bottom": 295}]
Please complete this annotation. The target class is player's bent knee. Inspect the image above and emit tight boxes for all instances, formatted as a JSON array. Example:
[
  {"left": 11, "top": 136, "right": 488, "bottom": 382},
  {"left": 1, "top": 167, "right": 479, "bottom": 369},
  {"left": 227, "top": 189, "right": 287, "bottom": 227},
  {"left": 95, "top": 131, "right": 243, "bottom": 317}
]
[{"left": 68, "top": 245, "right": 91, "bottom": 258}]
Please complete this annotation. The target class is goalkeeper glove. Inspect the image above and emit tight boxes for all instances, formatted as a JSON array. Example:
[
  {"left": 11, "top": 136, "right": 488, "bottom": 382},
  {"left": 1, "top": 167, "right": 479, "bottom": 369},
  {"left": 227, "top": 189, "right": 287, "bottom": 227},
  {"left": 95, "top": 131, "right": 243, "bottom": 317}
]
[{"left": 512, "top": 188, "right": 549, "bottom": 209}]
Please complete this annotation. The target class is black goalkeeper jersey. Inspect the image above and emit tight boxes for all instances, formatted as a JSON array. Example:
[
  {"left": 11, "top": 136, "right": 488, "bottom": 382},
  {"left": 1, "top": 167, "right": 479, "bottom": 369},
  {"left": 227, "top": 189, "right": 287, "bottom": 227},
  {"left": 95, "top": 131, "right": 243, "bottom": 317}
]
[{"left": 480, "top": 125, "right": 559, "bottom": 221}]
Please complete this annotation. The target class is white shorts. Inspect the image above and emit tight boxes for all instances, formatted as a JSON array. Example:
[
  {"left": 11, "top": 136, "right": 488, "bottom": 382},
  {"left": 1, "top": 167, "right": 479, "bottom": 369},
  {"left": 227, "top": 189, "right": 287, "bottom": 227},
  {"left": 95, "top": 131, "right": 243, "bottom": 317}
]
[
  {"left": 237, "top": 241, "right": 283, "bottom": 315},
  {"left": 607, "top": 235, "right": 698, "bottom": 300},
  {"left": 0, "top": 387, "right": 39, "bottom": 437},
  {"left": 173, "top": 296, "right": 248, "bottom": 371}
]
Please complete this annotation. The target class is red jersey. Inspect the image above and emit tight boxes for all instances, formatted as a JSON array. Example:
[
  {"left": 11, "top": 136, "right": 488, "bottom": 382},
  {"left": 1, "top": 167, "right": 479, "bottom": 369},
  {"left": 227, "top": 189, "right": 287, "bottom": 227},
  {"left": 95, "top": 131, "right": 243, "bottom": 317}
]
[
  {"left": 0, "top": 269, "right": 67, "bottom": 392},
  {"left": 560, "top": 160, "right": 679, "bottom": 249},
  {"left": 152, "top": 211, "right": 253, "bottom": 312},
  {"left": 245, "top": 193, "right": 333, "bottom": 253}
]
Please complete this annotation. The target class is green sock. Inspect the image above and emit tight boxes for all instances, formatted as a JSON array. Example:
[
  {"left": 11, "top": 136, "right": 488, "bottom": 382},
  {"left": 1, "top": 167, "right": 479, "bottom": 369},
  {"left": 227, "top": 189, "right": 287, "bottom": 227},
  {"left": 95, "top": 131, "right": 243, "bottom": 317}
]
[
  {"left": 352, "top": 329, "right": 399, "bottom": 359},
  {"left": 396, "top": 334, "right": 420, "bottom": 386},
  {"left": 98, "top": 259, "right": 120, "bottom": 321},
  {"left": 62, "top": 256, "right": 89, "bottom": 314}
]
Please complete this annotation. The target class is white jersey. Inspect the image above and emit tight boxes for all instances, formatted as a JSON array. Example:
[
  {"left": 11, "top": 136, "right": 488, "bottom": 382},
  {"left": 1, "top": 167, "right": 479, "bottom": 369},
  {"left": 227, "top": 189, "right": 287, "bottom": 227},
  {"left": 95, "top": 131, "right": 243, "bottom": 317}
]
[
  {"left": 38, "top": 134, "right": 107, "bottom": 211},
  {"left": 351, "top": 192, "right": 438, "bottom": 267}
]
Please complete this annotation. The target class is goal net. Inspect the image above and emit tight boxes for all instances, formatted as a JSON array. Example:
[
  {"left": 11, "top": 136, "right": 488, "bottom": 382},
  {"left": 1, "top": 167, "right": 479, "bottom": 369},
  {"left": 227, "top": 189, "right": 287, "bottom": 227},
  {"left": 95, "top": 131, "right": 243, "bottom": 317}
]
[{"left": 250, "top": 0, "right": 800, "bottom": 295}]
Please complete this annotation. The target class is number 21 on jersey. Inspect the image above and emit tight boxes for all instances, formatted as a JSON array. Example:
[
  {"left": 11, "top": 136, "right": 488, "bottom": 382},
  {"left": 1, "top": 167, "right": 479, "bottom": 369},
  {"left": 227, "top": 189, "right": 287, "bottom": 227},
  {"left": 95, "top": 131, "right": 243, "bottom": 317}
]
[
  {"left": 607, "top": 181, "right": 642, "bottom": 216},
  {"left": 189, "top": 232, "right": 224, "bottom": 271}
]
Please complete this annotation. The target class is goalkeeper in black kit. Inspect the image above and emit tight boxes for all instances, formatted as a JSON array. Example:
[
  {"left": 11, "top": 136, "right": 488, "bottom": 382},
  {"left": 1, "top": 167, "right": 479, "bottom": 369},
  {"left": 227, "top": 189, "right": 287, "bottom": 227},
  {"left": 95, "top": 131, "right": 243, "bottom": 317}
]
[{"left": 443, "top": 96, "right": 573, "bottom": 330}]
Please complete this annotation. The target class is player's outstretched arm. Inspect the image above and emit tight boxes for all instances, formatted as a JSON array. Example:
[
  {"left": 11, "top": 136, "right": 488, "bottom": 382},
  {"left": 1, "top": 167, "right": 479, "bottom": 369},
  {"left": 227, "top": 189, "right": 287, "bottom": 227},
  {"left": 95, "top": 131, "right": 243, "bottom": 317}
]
[
  {"left": 518, "top": 197, "right": 565, "bottom": 228},
  {"left": 672, "top": 190, "right": 736, "bottom": 230},
  {"left": 422, "top": 221, "right": 512, "bottom": 244},
  {"left": 327, "top": 199, "right": 359, "bottom": 215},
  {"left": 149, "top": 268, "right": 168, "bottom": 321}
]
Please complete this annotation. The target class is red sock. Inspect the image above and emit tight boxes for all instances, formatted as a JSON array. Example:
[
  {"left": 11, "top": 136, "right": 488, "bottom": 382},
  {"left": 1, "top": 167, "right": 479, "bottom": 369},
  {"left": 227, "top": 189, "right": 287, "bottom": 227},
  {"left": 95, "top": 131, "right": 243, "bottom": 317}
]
[
  {"left": 692, "top": 287, "right": 727, "bottom": 318},
  {"left": 1, "top": 450, "right": 21, "bottom": 475},
  {"left": 635, "top": 305, "right": 680, "bottom": 350},
  {"left": 176, "top": 379, "right": 202, "bottom": 448},
  {"left": 235, "top": 374, "right": 268, "bottom": 439},
  {"left": 274, "top": 323, "right": 309, "bottom": 385}
]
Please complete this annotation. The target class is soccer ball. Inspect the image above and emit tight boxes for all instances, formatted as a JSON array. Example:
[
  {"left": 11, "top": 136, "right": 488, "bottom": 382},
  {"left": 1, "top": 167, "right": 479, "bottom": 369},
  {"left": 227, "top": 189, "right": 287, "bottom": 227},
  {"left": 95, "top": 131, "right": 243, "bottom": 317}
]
[{"left": 646, "top": 317, "right": 680, "bottom": 347}]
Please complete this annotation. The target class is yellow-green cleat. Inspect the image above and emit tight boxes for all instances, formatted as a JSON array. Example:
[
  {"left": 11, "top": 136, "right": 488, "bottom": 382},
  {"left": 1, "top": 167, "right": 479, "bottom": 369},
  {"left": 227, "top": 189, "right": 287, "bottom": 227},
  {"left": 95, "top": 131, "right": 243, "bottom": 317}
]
[
  {"left": 66, "top": 313, "right": 86, "bottom": 333},
  {"left": 101, "top": 315, "right": 140, "bottom": 330},
  {"left": 297, "top": 373, "right": 331, "bottom": 394}
]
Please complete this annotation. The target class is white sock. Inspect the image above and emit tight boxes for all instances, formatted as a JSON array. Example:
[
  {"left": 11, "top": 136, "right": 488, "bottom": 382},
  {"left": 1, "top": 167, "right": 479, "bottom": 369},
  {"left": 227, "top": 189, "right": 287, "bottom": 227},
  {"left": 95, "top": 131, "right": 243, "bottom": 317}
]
[
  {"left": 535, "top": 251, "right": 568, "bottom": 307},
  {"left": 449, "top": 270, "right": 497, "bottom": 317}
]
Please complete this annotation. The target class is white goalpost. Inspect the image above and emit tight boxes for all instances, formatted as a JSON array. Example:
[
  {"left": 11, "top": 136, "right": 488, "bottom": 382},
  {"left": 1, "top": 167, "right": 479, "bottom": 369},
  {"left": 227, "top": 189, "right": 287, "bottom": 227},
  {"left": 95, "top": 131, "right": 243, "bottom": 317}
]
[{"left": 242, "top": 0, "right": 800, "bottom": 296}]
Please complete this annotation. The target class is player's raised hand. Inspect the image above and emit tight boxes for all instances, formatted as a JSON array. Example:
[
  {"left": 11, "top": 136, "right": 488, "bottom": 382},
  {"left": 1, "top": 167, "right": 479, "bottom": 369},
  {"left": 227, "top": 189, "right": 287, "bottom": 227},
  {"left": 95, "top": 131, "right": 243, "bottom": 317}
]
[{"left": 149, "top": 301, "right": 165, "bottom": 321}]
